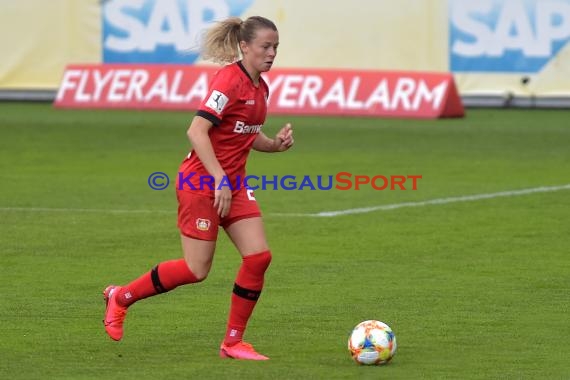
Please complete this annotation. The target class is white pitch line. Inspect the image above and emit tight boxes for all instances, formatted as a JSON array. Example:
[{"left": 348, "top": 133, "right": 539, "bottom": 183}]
[
  {"left": 1, "top": 184, "right": 569, "bottom": 218},
  {"left": 270, "top": 184, "right": 570, "bottom": 218}
]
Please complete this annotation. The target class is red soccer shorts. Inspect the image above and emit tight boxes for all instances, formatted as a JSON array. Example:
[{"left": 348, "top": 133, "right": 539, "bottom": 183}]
[{"left": 177, "top": 188, "right": 261, "bottom": 241}]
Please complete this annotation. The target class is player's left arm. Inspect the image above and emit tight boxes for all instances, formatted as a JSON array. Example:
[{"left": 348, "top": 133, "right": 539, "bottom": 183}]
[{"left": 253, "top": 123, "right": 294, "bottom": 152}]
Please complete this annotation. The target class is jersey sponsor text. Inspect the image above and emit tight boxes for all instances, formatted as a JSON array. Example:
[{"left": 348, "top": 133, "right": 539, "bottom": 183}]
[{"left": 233, "top": 121, "right": 262, "bottom": 134}]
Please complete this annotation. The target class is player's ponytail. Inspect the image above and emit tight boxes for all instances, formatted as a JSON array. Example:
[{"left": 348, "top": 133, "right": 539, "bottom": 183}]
[
  {"left": 201, "top": 16, "right": 277, "bottom": 65},
  {"left": 201, "top": 17, "right": 242, "bottom": 64}
]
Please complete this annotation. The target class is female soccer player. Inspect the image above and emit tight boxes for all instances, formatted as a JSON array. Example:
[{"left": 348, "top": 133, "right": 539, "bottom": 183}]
[{"left": 103, "top": 16, "right": 293, "bottom": 361}]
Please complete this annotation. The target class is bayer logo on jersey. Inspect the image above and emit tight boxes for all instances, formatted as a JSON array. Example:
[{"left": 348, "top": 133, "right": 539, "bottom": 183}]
[{"left": 205, "top": 90, "right": 230, "bottom": 115}]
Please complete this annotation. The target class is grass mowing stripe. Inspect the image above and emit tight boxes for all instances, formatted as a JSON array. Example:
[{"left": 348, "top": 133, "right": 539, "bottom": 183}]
[
  {"left": 0, "top": 207, "right": 173, "bottom": 214},
  {"left": 2, "top": 184, "right": 569, "bottom": 217}
]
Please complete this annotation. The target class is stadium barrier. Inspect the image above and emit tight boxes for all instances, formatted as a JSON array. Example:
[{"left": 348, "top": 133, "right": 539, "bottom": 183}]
[
  {"left": 54, "top": 64, "right": 464, "bottom": 119},
  {"left": 3, "top": 0, "right": 570, "bottom": 110}
]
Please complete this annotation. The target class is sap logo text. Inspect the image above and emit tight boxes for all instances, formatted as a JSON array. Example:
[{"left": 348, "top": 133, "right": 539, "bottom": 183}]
[
  {"left": 450, "top": 0, "right": 570, "bottom": 73},
  {"left": 103, "top": 0, "right": 253, "bottom": 64}
]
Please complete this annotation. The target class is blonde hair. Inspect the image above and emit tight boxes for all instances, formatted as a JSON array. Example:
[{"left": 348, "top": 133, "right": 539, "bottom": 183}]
[{"left": 201, "top": 16, "right": 277, "bottom": 65}]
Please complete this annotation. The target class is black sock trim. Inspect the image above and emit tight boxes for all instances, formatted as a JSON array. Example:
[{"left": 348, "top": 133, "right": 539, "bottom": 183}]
[
  {"left": 233, "top": 283, "right": 261, "bottom": 301},
  {"left": 151, "top": 265, "right": 167, "bottom": 294}
]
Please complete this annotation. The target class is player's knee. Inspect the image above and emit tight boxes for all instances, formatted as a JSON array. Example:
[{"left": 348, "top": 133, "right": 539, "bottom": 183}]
[
  {"left": 191, "top": 268, "right": 209, "bottom": 282},
  {"left": 244, "top": 250, "right": 272, "bottom": 274},
  {"left": 194, "top": 271, "right": 209, "bottom": 282},
  {"left": 184, "top": 261, "right": 211, "bottom": 282}
]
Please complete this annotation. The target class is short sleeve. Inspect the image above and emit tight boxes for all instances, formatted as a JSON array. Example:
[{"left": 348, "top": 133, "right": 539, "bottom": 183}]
[{"left": 196, "top": 67, "right": 237, "bottom": 126}]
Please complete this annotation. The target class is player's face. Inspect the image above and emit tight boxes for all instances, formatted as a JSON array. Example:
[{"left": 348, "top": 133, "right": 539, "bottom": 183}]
[{"left": 241, "top": 28, "right": 279, "bottom": 73}]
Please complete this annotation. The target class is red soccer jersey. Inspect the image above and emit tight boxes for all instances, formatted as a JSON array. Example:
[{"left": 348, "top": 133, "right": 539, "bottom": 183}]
[{"left": 178, "top": 61, "right": 269, "bottom": 195}]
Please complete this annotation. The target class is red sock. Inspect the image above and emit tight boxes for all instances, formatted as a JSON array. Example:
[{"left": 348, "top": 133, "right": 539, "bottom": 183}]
[
  {"left": 224, "top": 251, "right": 272, "bottom": 346},
  {"left": 116, "top": 259, "right": 199, "bottom": 307}
]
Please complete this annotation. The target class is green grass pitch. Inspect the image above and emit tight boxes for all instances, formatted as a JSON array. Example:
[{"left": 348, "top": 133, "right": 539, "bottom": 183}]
[{"left": 1, "top": 103, "right": 569, "bottom": 379}]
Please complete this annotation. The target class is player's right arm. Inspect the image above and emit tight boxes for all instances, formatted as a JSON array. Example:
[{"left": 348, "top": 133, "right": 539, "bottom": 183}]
[{"left": 187, "top": 116, "right": 231, "bottom": 218}]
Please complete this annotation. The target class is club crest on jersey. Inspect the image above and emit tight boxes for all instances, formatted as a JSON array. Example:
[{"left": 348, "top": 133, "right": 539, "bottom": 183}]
[
  {"left": 196, "top": 218, "right": 211, "bottom": 231},
  {"left": 205, "top": 90, "right": 229, "bottom": 115}
]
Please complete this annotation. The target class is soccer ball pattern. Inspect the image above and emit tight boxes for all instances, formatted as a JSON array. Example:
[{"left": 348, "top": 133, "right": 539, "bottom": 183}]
[{"left": 348, "top": 320, "right": 397, "bottom": 365}]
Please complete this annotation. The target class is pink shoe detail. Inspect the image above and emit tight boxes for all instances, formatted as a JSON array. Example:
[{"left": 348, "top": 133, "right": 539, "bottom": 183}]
[
  {"left": 103, "top": 285, "right": 128, "bottom": 341},
  {"left": 219, "top": 342, "right": 269, "bottom": 360}
]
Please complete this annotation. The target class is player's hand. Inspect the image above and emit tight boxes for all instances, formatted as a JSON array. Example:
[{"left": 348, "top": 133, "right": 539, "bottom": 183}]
[
  {"left": 274, "top": 123, "right": 294, "bottom": 152},
  {"left": 213, "top": 180, "right": 232, "bottom": 218}
]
